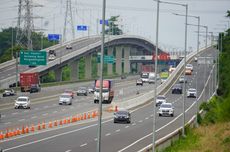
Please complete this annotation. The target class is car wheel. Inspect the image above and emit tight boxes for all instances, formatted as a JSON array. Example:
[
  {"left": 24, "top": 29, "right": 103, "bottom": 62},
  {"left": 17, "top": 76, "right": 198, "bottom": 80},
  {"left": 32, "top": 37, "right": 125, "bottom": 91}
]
[
  {"left": 159, "top": 114, "right": 162, "bottom": 116},
  {"left": 114, "top": 120, "right": 117, "bottom": 123},
  {"left": 59, "top": 103, "right": 62, "bottom": 105},
  {"left": 14, "top": 107, "right": 17, "bottom": 109},
  {"left": 69, "top": 102, "right": 72, "bottom": 105},
  {"left": 3, "top": 94, "right": 5, "bottom": 97},
  {"left": 171, "top": 114, "right": 174, "bottom": 117}
]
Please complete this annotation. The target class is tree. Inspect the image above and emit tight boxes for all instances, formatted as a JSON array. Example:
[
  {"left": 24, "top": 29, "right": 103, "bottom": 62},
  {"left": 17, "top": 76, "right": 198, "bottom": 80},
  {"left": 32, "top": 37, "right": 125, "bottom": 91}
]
[
  {"left": 226, "top": 10, "right": 230, "bottom": 18},
  {"left": 105, "top": 16, "right": 123, "bottom": 35}
]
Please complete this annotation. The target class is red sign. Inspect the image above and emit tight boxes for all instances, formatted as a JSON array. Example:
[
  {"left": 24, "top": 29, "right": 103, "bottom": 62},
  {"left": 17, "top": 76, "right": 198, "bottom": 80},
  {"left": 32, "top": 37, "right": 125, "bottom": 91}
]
[{"left": 152, "top": 53, "right": 170, "bottom": 61}]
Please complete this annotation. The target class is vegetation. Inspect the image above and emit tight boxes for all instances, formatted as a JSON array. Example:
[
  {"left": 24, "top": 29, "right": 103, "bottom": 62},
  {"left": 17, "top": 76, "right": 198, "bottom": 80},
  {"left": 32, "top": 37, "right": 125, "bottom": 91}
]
[
  {"left": 0, "top": 27, "right": 55, "bottom": 63},
  {"left": 159, "top": 10, "right": 230, "bottom": 152},
  {"left": 105, "top": 16, "right": 123, "bottom": 35}
]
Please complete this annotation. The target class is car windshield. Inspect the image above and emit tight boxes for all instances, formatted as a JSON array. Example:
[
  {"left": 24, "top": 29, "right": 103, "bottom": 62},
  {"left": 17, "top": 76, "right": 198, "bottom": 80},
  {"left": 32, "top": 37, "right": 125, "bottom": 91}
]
[
  {"left": 189, "top": 89, "right": 196, "bottom": 92},
  {"left": 95, "top": 88, "right": 109, "bottom": 92},
  {"left": 157, "top": 96, "right": 165, "bottom": 100},
  {"left": 161, "top": 104, "right": 172, "bottom": 108},
  {"left": 174, "top": 84, "right": 181, "bottom": 88},
  {"left": 186, "top": 64, "right": 192, "bottom": 67},
  {"left": 17, "top": 98, "right": 28, "bottom": 102},
  {"left": 79, "top": 87, "right": 86, "bottom": 90},
  {"left": 116, "top": 111, "right": 128, "bottom": 115},
  {"left": 60, "top": 95, "right": 71, "bottom": 98},
  {"left": 5, "top": 89, "right": 11, "bottom": 92}
]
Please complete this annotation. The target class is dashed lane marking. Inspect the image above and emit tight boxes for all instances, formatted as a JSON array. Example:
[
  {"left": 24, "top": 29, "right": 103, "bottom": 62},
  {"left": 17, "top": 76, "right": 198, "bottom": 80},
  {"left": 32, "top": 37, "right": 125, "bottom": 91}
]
[
  {"left": 31, "top": 116, "right": 37, "bottom": 119},
  {"left": 138, "top": 120, "right": 143, "bottom": 123},
  {"left": 145, "top": 117, "right": 149, "bottom": 120},
  {"left": 116, "top": 129, "right": 120, "bottom": 132},
  {"left": 125, "top": 126, "right": 129, "bottom": 129},
  {"left": 4, "top": 122, "right": 12, "bottom": 125},
  {"left": 105, "top": 133, "right": 111, "bottom": 136},
  {"left": 18, "top": 119, "right": 25, "bottom": 122},
  {"left": 65, "top": 150, "right": 72, "bottom": 152},
  {"left": 80, "top": 143, "right": 87, "bottom": 147}
]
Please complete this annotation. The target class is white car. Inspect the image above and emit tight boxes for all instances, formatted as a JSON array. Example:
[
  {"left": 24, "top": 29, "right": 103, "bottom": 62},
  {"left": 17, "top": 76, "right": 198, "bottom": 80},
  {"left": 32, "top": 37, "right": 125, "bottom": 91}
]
[
  {"left": 194, "top": 57, "right": 198, "bottom": 62},
  {"left": 3, "top": 89, "right": 15, "bottom": 97},
  {"left": 136, "top": 79, "right": 143, "bottom": 86},
  {"left": 186, "top": 64, "right": 193, "bottom": 71},
  {"left": 156, "top": 95, "right": 166, "bottom": 107},
  {"left": 15, "top": 96, "right": 30, "bottom": 109},
  {"left": 179, "top": 76, "right": 187, "bottom": 83},
  {"left": 48, "top": 54, "right": 56, "bottom": 61},
  {"left": 66, "top": 44, "right": 72, "bottom": 49},
  {"left": 187, "top": 88, "right": 197, "bottom": 98},
  {"left": 59, "top": 93, "right": 72, "bottom": 105},
  {"left": 158, "top": 103, "right": 174, "bottom": 117}
]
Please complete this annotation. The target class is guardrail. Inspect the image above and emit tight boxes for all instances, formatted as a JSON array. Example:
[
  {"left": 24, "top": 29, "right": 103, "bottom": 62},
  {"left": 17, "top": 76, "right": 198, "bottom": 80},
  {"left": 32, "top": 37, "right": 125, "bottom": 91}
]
[{"left": 110, "top": 46, "right": 208, "bottom": 111}]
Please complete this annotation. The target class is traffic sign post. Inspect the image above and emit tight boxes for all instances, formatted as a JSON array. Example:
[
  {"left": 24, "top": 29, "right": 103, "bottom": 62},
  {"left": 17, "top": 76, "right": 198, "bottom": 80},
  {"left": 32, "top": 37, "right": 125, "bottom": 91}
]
[
  {"left": 20, "top": 50, "right": 47, "bottom": 66},
  {"left": 48, "top": 34, "right": 61, "bottom": 41},
  {"left": 77, "top": 25, "right": 88, "bottom": 31},
  {"left": 99, "top": 19, "right": 109, "bottom": 26}
]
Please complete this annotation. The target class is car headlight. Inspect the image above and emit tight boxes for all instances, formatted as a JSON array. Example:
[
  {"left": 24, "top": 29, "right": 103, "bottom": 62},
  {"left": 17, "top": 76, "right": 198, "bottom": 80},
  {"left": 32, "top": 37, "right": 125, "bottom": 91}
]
[{"left": 114, "top": 115, "right": 118, "bottom": 118}]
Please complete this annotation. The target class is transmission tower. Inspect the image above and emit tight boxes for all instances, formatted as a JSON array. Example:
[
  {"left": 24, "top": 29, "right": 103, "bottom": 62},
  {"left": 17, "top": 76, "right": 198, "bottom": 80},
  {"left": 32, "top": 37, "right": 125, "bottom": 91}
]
[
  {"left": 63, "top": 0, "right": 75, "bottom": 42},
  {"left": 16, "top": 0, "right": 42, "bottom": 50}
]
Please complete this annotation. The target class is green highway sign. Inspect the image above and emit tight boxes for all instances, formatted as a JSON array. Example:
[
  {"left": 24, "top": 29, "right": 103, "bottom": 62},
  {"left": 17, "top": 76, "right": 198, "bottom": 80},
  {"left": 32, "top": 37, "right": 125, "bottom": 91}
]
[
  {"left": 20, "top": 50, "right": 47, "bottom": 66},
  {"left": 97, "top": 55, "right": 115, "bottom": 64}
]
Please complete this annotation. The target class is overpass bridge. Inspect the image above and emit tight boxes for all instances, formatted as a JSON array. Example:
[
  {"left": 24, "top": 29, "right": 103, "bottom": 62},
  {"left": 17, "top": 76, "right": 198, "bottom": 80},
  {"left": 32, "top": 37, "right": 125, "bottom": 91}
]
[{"left": 0, "top": 35, "right": 166, "bottom": 89}]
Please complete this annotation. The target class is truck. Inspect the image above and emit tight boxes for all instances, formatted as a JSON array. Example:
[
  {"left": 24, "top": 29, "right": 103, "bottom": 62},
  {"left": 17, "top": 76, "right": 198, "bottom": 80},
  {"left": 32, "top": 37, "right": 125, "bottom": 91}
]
[
  {"left": 140, "top": 65, "right": 154, "bottom": 83},
  {"left": 20, "top": 72, "right": 40, "bottom": 92},
  {"left": 94, "top": 80, "right": 114, "bottom": 104},
  {"left": 160, "top": 71, "right": 169, "bottom": 84},
  {"left": 148, "top": 72, "right": 156, "bottom": 84}
]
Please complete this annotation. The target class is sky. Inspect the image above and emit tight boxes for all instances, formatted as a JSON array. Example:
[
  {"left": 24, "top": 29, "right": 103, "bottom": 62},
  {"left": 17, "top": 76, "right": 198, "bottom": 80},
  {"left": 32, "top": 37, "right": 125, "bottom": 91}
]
[{"left": 0, "top": 0, "right": 229, "bottom": 52}]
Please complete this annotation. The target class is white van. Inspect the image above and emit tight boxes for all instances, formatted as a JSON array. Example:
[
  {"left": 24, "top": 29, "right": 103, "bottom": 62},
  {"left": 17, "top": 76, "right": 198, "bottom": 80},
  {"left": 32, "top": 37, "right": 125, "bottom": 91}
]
[{"left": 148, "top": 72, "right": 156, "bottom": 84}]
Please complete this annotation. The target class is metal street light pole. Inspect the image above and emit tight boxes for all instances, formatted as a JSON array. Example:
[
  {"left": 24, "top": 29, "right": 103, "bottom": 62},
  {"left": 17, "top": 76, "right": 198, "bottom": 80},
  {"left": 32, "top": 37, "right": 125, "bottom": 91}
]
[
  {"left": 152, "top": 1, "right": 160, "bottom": 151},
  {"left": 97, "top": 0, "right": 106, "bottom": 151},
  {"left": 152, "top": 1, "right": 188, "bottom": 149}
]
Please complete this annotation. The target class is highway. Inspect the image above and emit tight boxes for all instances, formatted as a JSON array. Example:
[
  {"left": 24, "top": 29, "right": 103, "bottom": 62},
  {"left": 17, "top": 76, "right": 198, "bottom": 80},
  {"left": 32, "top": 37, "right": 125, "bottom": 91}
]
[
  {"left": 0, "top": 36, "right": 101, "bottom": 82},
  {"left": 0, "top": 47, "right": 217, "bottom": 152}
]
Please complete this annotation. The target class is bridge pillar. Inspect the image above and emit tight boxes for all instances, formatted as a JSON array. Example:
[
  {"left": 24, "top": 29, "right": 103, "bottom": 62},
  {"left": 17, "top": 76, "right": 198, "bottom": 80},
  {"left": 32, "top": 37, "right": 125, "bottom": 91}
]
[
  {"left": 107, "top": 48, "right": 113, "bottom": 75},
  {"left": 54, "top": 68, "right": 62, "bottom": 82},
  {"left": 69, "top": 60, "right": 79, "bottom": 81},
  {"left": 85, "top": 54, "right": 92, "bottom": 79},
  {"left": 123, "top": 46, "right": 130, "bottom": 74},
  {"left": 137, "top": 63, "right": 142, "bottom": 73},
  {"left": 115, "top": 46, "right": 122, "bottom": 75}
]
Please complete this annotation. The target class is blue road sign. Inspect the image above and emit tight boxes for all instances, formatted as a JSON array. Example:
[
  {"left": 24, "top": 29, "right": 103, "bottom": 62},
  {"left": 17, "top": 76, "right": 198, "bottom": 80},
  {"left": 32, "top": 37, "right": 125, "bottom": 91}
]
[
  {"left": 48, "top": 34, "right": 61, "bottom": 41},
  {"left": 99, "top": 20, "right": 109, "bottom": 26},
  {"left": 77, "top": 25, "right": 87, "bottom": 31}
]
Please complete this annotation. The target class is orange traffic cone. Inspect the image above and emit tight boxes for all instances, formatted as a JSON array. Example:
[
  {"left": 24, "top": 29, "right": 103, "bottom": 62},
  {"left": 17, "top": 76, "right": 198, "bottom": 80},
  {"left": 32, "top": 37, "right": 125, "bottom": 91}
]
[
  {"left": 25, "top": 126, "right": 29, "bottom": 134},
  {"left": 63, "top": 118, "right": 67, "bottom": 124},
  {"left": 0, "top": 132, "right": 4, "bottom": 140},
  {"left": 67, "top": 118, "right": 70, "bottom": 124},
  {"left": 87, "top": 113, "right": 91, "bottom": 119},
  {"left": 42, "top": 122, "right": 46, "bottom": 129},
  {"left": 21, "top": 126, "right": 25, "bottom": 134},
  {"left": 17, "top": 128, "right": 21, "bottom": 135},
  {"left": 83, "top": 113, "right": 87, "bottom": 120},
  {"left": 54, "top": 120, "right": 58, "bottom": 126},
  {"left": 59, "top": 120, "right": 63, "bottom": 125},
  {"left": 37, "top": 123, "right": 41, "bottom": 130},
  {"left": 48, "top": 121, "right": 53, "bottom": 128},
  {"left": 30, "top": 124, "right": 35, "bottom": 132}
]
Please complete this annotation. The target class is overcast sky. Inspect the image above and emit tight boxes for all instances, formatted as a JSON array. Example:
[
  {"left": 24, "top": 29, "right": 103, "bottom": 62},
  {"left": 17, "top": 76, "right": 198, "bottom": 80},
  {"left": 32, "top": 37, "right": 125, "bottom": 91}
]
[{"left": 0, "top": 0, "right": 229, "bottom": 52}]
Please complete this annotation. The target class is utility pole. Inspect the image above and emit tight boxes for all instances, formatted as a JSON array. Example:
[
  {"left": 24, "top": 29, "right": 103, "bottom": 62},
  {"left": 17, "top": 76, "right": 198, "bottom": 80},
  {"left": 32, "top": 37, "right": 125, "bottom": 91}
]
[
  {"left": 63, "top": 0, "right": 75, "bottom": 42},
  {"left": 16, "top": 0, "right": 42, "bottom": 50}
]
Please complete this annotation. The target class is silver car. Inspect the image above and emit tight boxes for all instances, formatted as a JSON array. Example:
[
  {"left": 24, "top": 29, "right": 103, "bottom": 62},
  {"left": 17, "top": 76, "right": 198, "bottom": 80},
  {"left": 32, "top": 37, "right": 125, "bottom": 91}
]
[
  {"left": 158, "top": 103, "right": 174, "bottom": 117},
  {"left": 156, "top": 95, "right": 166, "bottom": 107},
  {"left": 187, "top": 88, "right": 197, "bottom": 98},
  {"left": 59, "top": 93, "right": 72, "bottom": 105},
  {"left": 15, "top": 96, "right": 30, "bottom": 109}
]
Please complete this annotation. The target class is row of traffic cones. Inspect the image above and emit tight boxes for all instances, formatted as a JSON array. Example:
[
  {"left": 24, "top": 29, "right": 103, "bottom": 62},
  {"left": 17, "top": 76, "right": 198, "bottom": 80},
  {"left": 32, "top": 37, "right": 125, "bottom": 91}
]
[{"left": 0, "top": 110, "right": 98, "bottom": 140}]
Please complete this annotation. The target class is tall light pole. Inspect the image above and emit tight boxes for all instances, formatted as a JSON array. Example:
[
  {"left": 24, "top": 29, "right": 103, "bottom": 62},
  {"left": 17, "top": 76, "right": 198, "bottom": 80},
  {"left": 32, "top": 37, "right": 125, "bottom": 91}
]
[
  {"left": 174, "top": 14, "right": 200, "bottom": 127},
  {"left": 152, "top": 1, "right": 188, "bottom": 151},
  {"left": 97, "top": 0, "right": 106, "bottom": 152}
]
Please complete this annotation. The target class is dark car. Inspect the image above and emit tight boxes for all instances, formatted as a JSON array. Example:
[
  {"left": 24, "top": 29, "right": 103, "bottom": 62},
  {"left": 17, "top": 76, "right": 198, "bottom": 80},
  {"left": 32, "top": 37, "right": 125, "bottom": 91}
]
[
  {"left": 77, "top": 87, "right": 88, "bottom": 96},
  {"left": 121, "top": 75, "right": 127, "bottom": 79},
  {"left": 30, "top": 84, "right": 41, "bottom": 93},
  {"left": 114, "top": 109, "right": 131, "bottom": 123},
  {"left": 3, "top": 89, "right": 15, "bottom": 97},
  {"left": 172, "top": 84, "right": 182, "bottom": 94}
]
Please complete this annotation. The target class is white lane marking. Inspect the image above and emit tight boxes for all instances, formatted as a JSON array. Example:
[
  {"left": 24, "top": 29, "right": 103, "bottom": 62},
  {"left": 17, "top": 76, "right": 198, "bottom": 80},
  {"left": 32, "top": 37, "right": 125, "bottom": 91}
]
[
  {"left": 138, "top": 120, "right": 143, "bottom": 123},
  {"left": 12, "top": 112, "right": 18, "bottom": 115},
  {"left": 4, "top": 122, "right": 12, "bottom": 125},
  {"left": 118, "top": 97, "right": 198, "bottom": 152},
  {"left": 80, "top": 143, "right": 87, "bottom": 147},
  {"left": 132, "top": 123, "right": 136, "bottom": 126},
  {"left": 34, "top": 108, "right": 39, "bottom": 110},
  {"left": 65, "top": 150, "right": 72, "bottom": 152},
  {"left": 31, "top": 116, "right": 37, "bottom": 119},
  {"left": 145, "top": 117, "right": 149, "bottom": 120},
  {"left": 42, "top": 113, "right": 48, "bottom": 116},
  {"left": 1, "top": 115, "right": 5, "bottom": 118},
  {"left": 150, "top": 114, "right": 153, "bottom": 117},
  {"left": 105, "top": 133, "right": 111, "bottom": 136},
  {"left": 116, "top": 129, "right": 120, "bottom": 132},
  {"left": 61, "top": 109, "right": 66, "bottom": 111},
  {"left": 125, "top": 126, "right": 129, "bottom": 129},
  {"left": 7, "top": 74, "right": 10, "bottom": 76},
  {"left": 44, "top": 106, "right": 49, "bottom": 108},
  {"left": 94, "top": 138, "right": 97, "bottom": 141},
  {"left": 53, "top": 111, "right": 57, "bottom": 113},
  {"left": 18, "top": 119, "right": 25, "bottom": 122}
]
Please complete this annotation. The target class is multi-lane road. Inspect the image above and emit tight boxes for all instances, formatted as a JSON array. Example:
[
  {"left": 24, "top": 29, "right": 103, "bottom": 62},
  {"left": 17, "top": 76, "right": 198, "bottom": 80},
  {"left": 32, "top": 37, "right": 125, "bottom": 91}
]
[{"left": 0, "top": 47, "right": 217, "bottom": 152}]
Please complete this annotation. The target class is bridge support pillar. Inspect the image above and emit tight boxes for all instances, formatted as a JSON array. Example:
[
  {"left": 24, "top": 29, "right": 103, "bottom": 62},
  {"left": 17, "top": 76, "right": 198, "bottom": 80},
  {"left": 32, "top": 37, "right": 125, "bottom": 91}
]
[
  {"left": 124, "top": 46, "right": 130, "bottom": 74},
  {"left": 107, "top": 48, "right": 113, "bottom": 75},
  {"left": 69, "top": 60, "right": 79, "bottom": 81},
  {"left": 54, "top": 68, "right": 62, "bottom": 82},
  {"left": 85, "top": 54, "right": 92, "bottom": 79},
  {"left": 115, "top": 46, "right": 122, "bottom": 75},
  {"left": 137, "top": 63, "right": 142, "bottom": 73}
]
